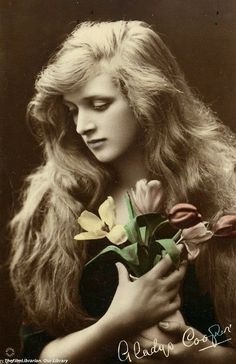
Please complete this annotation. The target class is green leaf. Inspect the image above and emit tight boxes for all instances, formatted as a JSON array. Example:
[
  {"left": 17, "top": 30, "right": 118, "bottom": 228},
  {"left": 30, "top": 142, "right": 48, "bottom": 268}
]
[
  {"left": 137, "top": 244, "right": 150, "bottom": 275},
  {"left": 156, "top": 239, "right": 181, "bottom": 268},
  {"left": 121, "top": 243, "right": 140, "bottom": 266},
  {"left": 125, "top": 192, "right": 136, "bottom": 220},
  {"left": 144, "top": 226, "right": 150, "bottom": 246},
  {"left": 148, "top": 240, "right": 163, "bottom": 267},
  {"left": 124, "top": 218, "right": 140, "bottom": 244},
  {"left": 124, "top": 214, "right": 145, "bottom": 245},
  {"left": 139, "top": 226, "right": 146, "bottom": 244},
  {"left": 85, "top": 243, "right": 141, "bottom": 276}
]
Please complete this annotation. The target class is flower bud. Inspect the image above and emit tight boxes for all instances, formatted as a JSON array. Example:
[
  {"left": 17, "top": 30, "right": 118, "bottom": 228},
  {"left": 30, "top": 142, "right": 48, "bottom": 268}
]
[
  {"left": 168, "top": 203, "right": 202, "bottom": 229},
  {"left": 131, "top": 179, "right": 163, "bottom": 214},
  {"left": 213, "top": 215, "right": 236, "bottom": 237},
  {"left": 181, "top": 222, "right": 213, "bottom": 260}
]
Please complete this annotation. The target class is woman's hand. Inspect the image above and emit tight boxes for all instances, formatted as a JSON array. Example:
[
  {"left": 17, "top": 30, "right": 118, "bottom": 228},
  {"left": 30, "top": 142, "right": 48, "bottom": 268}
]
[
  {"left": 39, "top": 253, "right": 186, "bottom": 364},
  {"left": 126, "top": 321, "right": 236, "bottom": 364},
  {"left": 102, "top": 254, "right": 187, "bottom": 337}
]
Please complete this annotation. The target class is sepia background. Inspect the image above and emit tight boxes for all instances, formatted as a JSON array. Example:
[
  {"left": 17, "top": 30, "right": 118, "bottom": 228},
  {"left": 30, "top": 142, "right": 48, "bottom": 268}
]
[{"left": 0, "top": 0, "right": 235, "bottom": 357}]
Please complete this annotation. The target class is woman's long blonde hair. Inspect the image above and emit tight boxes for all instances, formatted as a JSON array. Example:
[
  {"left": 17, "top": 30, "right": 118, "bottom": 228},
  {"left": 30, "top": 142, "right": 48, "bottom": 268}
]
[{"left": 10, "top": 21, "right": 236, "bottom": 336}]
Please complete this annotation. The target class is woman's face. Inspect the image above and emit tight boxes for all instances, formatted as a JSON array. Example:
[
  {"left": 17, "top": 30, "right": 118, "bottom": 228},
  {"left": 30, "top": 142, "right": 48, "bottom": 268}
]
[{"left": 63, "top": 73, "right": 141, "bottom": 164}]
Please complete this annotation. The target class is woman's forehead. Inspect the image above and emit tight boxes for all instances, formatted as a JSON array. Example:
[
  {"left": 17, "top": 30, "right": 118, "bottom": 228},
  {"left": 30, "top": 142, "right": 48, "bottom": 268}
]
[{"left": 63, "top": 73, "right": 120, "bottom": 102}]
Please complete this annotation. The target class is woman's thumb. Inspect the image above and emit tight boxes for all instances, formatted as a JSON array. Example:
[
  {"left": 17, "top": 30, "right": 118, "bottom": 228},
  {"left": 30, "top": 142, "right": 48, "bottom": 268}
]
[
  {"left": 158, "top": 321, "right": 187, "bottom": 337},
  {"left": 115, "top": 262, "right": 130, "bottom": 285}
]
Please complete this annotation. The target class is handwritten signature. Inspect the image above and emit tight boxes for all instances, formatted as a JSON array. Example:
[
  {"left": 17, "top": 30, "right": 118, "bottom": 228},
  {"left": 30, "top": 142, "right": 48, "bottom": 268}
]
[
  {"left": 117, "top": 323, "right": 232, "bottom": 361},
  {"left": 183, "top": 323, "right": 232, "bottom": 351},
  {"left": 118, "top": 339, "right": 174, "bottom": 362}
]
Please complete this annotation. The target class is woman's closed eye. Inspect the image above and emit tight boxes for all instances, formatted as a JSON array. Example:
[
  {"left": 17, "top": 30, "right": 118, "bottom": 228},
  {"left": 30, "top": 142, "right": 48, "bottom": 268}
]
[{"left": 92, "top": 100, "right": 111, "bottom": 111}]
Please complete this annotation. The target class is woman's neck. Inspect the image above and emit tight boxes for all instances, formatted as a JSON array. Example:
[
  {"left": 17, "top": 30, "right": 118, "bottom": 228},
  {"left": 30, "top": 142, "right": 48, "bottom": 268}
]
[
  {"left": 112, "top": 150, "right": 149, "bottom": 190},
  {"left": 108, "top": 151, "right": 149, "bottom": 224}
]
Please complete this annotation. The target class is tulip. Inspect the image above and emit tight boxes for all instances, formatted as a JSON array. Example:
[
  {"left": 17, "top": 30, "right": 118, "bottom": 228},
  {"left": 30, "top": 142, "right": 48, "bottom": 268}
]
[
  {"left": 181, "top": 222, "right": 213, "bottom": 260},
  {"left": 168, "top": 203, "right": 202, "bottom": 229},
  {"left": 74, "top": 196, "right": 127, "bottom": 245},
  {"left": 131, "top": 179, "right": 163, "bottom": 214},
  {"left": 213, "top": 215, "right": 236, "bottom": 238}
]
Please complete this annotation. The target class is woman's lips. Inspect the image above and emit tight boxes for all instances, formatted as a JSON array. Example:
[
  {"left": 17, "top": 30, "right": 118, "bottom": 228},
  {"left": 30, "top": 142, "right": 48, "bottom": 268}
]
[{"left": 87, "top": 138, "right": 107, "bottom": 149}]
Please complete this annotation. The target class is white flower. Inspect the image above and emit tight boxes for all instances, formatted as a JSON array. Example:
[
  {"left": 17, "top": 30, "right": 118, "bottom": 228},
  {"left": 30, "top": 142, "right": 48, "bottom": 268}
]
[
  {"left": 131, "top": 179, "right": 163, "bottom": 214},
  {"left": 74, "top": 197, "right": 127, "bottom": 245},
  {"left": 181, "top": 222, "right": 213, "bottom": 260}
]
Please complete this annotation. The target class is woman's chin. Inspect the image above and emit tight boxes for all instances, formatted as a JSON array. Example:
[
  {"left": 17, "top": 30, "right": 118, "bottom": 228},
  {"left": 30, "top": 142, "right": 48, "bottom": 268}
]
[{"left": 92, "top": 153, "right": 120, "bottom": 165}]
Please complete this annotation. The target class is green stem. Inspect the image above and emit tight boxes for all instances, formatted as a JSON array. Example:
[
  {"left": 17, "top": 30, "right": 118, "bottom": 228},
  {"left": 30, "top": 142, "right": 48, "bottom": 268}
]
[
  {"left": 176, "top": 236, "right": 184, "bottom": 245},
  {"left": 172, "top": 229, "right": 182, "bottom": 242},
  {"left": 152, "top": 219, "right": 169, "bottom": 236},
  {"left": 138, "top": 244, "right": 150, "bottom": 274},
  {"left": 144, "top": 226, "right": 150, "bottom": 247},
  {"left": 137, "top": 226, "right": 144, "bottom": 246},
  {"left": 125, "top": 192, "right": 136, "bottom": 220}
]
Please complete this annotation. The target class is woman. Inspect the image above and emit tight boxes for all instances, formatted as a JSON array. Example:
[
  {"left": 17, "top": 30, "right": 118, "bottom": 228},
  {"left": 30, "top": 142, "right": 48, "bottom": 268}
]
[{"left": 10, "top": 21, "right": 236, "bottom": 363}]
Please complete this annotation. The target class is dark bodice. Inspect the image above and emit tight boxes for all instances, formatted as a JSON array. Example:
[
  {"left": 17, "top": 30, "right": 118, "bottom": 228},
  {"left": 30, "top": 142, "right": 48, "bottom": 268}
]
[{"left": 21, "top": 240, "right": 225, "bottom": 361}]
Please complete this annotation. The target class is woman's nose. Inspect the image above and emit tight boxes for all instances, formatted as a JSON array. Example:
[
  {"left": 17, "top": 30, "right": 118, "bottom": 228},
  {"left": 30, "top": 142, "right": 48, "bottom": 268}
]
[{"left": 75, "top": 111, "right": 96, "bottom": 136}]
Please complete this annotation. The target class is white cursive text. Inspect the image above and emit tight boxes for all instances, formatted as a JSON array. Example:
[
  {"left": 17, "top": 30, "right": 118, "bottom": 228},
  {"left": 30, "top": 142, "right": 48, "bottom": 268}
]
[
  {"left": 118, "top": 339, "right": 174, "bottom": 362},
  {"left": 182, "top": 324, "right": 232, "bottom": 351}
]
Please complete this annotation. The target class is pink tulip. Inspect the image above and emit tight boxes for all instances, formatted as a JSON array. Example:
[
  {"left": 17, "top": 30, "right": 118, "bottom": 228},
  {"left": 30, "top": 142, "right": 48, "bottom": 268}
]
[
  {"left": 181, "top": 222, "right": 213, "bottom": 260},
  {"left": 131, "top": 179, "right": 163, "bottom": 214},
  {"left": 213, "top": 215, "right": 236, "bottom": 238},
  {"left": 168, "top": 203, "right": 202, "bottom": 229}
]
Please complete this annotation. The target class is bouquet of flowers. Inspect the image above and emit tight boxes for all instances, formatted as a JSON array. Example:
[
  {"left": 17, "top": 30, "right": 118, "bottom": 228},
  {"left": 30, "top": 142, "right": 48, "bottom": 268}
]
[{"left": 74, "top": 179, "right": 236, "bottom": 342}]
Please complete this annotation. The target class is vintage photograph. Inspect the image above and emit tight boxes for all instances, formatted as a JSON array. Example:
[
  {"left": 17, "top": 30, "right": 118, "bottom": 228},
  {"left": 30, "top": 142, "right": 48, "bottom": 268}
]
[{"left": 1, "top": 1, "right": 236, "bottom": 362}]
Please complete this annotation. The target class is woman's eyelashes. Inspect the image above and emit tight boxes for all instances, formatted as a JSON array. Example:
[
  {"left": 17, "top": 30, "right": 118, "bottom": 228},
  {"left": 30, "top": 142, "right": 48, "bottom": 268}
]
[
  {"left": 91, "top": 99, "right": 111, "bottom": 111},
  {"left": 64, "top": 98, "right": 112, "bottom": 124}
]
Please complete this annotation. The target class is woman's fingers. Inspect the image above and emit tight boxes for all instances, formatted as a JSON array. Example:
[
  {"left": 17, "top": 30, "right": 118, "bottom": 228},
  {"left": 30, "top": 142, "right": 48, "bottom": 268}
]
[
  {"left": 142, "top": 256, "right": 187, "bottom": 290},
  {"left": 168, "top": 294, "right": 181, "bottom": 312},
  {"left": 145, "top": 253, "right": 174, "bottom": 278},
  {"left": 168, "top": 283, "right": 180, "bottom": 297},
  {"left": 158, "top": 321, "right": 188, "bottom": 337},
  {"left": 164, "top": 261, "right": 187, "bottom": 289},
  {"left": 146, "top": 244, "right": 185, "bottom": 279},
  {"left": 113, "top": 257, "right": 185, "bottom": 330}
]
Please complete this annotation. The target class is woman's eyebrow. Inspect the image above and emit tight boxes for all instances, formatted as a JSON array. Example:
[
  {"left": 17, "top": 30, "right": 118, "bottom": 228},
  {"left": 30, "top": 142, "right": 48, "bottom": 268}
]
[
  {"left": 62, "top": 95, "right": 114, "bottom": 106},
  {"left": 83, "top": 95, "right": 114, "bottom": 101}
]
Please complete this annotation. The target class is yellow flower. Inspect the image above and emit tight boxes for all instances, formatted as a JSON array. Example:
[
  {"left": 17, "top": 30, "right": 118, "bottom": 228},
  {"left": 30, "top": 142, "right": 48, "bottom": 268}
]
[{"left": 74, "top": 196, "right": 127, "bottom": 245}]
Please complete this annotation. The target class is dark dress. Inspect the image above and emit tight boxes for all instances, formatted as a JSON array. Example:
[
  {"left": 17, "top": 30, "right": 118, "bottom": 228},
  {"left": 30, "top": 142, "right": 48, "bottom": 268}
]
[{"left": 21, "top": 240, "right": 227, "bottom": 361}]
